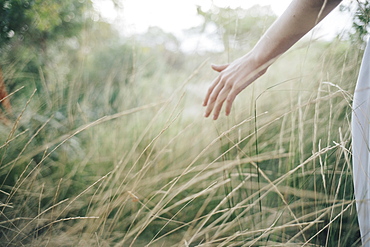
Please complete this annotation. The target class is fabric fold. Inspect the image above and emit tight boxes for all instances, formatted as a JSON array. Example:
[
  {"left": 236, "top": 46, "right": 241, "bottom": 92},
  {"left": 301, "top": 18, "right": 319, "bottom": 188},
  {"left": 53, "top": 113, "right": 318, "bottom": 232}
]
[{"left": 352, "top": 40, "right": 370, "bottom": 246}]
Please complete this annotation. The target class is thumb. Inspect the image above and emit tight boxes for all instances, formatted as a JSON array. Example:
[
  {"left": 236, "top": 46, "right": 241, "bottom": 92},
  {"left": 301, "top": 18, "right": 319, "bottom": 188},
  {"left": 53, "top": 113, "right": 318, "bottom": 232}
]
[{"left": 211, "top": 64, "right": 228, "bottom": 72}]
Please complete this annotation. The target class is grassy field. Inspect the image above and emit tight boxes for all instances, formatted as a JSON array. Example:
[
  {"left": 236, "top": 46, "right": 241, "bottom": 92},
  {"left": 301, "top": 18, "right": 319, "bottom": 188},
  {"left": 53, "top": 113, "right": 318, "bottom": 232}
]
[{"left": 0, "top": 26, "right": 364, "bottom": 246}]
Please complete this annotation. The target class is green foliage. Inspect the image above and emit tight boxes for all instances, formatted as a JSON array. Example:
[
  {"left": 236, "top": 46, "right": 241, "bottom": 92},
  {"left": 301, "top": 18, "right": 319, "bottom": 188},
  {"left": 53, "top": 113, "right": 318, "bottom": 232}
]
[
  {"left": 0, "top": 0, "right": 93, "bottom": 48},
  {"left": 0, "top": 0, "right": 32, "bottom": 45},
  {"left": 353, "top": 0, "right": 370, "bottom": 42},
  {"left": 26, "top": 0, "right": 93, "bottom": 44},
  {"left": 341, "top": 0, "right": 370, "bottom": 45},
  {"left": 0, "top": 0, "right": 92, "bottom": 49},
  {"left": 0, "top": 0, "right": 96, "bottom": 108}
]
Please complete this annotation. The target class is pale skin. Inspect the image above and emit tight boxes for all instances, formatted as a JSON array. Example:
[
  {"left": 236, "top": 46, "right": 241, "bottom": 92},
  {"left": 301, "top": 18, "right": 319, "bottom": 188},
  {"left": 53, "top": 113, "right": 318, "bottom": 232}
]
[{"left": 203, "top": 0, "right": 343, "bottom": 120}]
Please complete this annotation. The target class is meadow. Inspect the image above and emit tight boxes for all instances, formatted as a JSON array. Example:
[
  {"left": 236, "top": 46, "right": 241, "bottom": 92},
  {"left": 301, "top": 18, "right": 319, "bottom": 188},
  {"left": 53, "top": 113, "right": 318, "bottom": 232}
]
[{"left": 0, "top": 4, "right": 365, "bottom": 246}]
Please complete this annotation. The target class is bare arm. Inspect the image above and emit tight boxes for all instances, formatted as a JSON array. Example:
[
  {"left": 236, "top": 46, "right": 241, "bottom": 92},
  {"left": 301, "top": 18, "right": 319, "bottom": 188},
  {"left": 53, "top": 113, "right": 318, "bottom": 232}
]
[{"left": 203, "top": 0, "right": 342, "bottom": 120}]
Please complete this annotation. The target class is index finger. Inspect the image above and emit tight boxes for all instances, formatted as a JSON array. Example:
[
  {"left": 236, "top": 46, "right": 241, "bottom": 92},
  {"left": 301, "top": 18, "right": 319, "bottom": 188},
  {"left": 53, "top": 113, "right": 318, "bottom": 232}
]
[{"left": 203, "top": 76, "right": 221, "bottom": 107}]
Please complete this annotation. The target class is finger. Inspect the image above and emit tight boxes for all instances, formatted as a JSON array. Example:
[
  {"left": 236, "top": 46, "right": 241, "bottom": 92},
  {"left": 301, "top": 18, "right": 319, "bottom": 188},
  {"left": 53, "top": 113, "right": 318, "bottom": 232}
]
[
  {"left": 225, "top": 89, "right": 238, "bottom": 116},
  {"left": 204, "top": 99, "right": 215, "bottom": 118},
  {"left": 204, "top": 80, "right": 226, "bottom": 117},
  {"left": 203, "top": 76, "right": 221, "bottom": 106},
  {"left": 211, "top": 64, "right": 228, "bottom": 72},
  {"left": 211, "top": 82, "right": 232, "bottom": 120},
  {"left": 204, "top": 64, "right": 229, "bottom": 107}
]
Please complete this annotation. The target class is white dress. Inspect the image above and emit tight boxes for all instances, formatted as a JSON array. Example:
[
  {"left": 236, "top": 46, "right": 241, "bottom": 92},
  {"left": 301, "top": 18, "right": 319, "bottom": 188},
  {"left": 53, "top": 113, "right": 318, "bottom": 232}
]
[{"left": 352, "top": 39, "right": 370, "bottom": 246}]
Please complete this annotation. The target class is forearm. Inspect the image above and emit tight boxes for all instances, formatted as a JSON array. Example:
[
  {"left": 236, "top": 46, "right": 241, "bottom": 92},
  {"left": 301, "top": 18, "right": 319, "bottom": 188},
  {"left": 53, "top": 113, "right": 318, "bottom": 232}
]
[{"left": 250, "top": 0, "right": 342, "bottom": 68}]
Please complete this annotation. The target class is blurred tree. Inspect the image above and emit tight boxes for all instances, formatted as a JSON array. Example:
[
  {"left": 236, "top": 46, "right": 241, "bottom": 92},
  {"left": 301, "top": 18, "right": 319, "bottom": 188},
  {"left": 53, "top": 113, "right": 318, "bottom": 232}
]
[
  {"left": 195, "top": 5, "right": 276, "bottom": 52},
  {"left": 0, "top": 0, "right": 31, "bottom": 45},
  {"left": 0, "top": 0, "right": 96, "bottom": 110},
  {"left": 135, "top": 26, "right": 184, "bottom": 71},
  {"left": 351, "top": 0, "right": 370, "bottom": 43},
  {"left": 0, "top": 0, "right": 93, "bottom": 50},
  {"left": 136, "top": 26, "right": 180, "bottom": 51},
  {"left": 340, "top": 0, "right": 370, "bottom": 45}
]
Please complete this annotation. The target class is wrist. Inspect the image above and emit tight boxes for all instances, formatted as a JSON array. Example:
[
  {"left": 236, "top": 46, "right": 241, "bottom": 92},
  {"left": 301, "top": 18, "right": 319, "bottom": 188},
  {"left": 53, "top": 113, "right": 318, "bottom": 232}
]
[{"left": 244, "top": 49, "right": 272, "bottom": 76}]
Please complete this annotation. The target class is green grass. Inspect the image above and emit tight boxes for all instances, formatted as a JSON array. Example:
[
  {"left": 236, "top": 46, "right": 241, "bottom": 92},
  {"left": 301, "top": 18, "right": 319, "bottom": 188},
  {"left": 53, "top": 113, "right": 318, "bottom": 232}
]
[{"left": 0, "top": 34, "right": 363, "bottom": 246}]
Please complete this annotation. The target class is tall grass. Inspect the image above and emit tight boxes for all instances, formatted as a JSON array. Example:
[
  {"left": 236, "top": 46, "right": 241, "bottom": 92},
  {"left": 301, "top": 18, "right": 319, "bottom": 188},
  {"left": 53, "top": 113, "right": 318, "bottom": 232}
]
[{"left": 0, "top": 32, "right": 363, "bottom": 246}]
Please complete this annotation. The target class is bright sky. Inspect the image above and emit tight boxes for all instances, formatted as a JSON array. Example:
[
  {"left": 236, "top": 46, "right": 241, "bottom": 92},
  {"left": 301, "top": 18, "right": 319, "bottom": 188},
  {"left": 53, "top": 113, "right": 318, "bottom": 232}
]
[
  {"left": 119, "top": 0, "right": 293, "bottom": 34},
  {"left": 93, "top": 0, "right": 354, "bottom": 43}
]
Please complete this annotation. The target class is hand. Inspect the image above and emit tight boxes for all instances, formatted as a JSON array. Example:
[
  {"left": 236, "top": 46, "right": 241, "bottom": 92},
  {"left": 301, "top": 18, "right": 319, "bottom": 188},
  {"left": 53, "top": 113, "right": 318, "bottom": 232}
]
[{"left": 203, "top": 54, "right": 267, "bottom": 120}]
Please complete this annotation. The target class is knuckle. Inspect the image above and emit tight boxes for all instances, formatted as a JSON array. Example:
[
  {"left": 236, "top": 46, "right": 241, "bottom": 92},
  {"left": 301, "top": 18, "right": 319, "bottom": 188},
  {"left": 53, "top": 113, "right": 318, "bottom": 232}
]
[
  {"left": 219, "top": 75, "right": 227, "bottom": 84},
  {"left": 209, "top": 94, "right": 217, "bottom": 102},
  {"left": 225, "top": 80, "right": 234, "bottom": 89},
  {"left": 226, "top": 92, "right": 236, "bottom": 103}
]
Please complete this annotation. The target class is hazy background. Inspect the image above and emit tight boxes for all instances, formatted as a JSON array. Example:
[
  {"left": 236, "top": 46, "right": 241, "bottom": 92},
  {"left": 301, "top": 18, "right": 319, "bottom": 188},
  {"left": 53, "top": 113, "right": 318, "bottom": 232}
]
[{"left": 0, "top": 0, "right": 366, "bottom": 246}]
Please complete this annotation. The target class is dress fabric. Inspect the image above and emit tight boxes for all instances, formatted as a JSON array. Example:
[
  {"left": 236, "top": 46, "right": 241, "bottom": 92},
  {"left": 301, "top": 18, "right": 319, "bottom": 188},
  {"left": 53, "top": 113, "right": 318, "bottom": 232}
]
[{"left": 352, "top": 40, "right": 370, "bottom": 247}]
